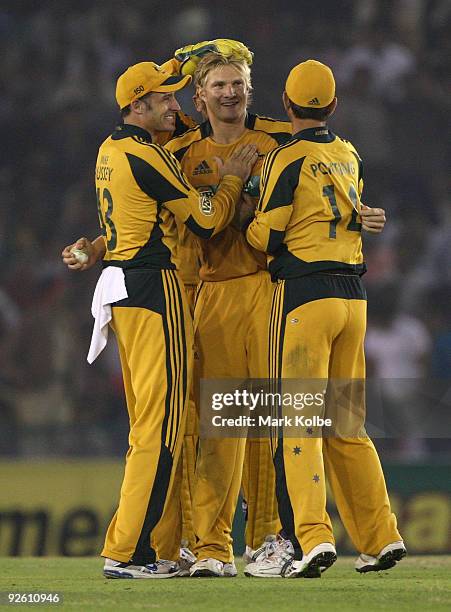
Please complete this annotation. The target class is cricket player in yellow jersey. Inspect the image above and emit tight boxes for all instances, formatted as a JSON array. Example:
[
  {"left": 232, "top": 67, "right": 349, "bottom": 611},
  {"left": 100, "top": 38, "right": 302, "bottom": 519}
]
[
  {"left": 244, "top": 60, "right": 405, "bottom": 578},
  {"left": 62, "top": 43, "right": 388, "bottom": 576},
  {"left": 69, "top": 59, "right": 257, "bottom": 579},
  {"left": 62, "top": 39, "right": 262, "bottom": 572},
  {"left": 153, "top": 112, "right": 200, "bottom": 562},
  {"left": 163, "top": 46, "right": 387, "bottom": 577},
  {"left": 164, "top": 52, "right": 294, "bottom": 577},
  {"left": 151, "top": 41, "right": 259, "bottom": 568},
  {"left": 63, "top": 42, "right": 253, "bottom": 566}
]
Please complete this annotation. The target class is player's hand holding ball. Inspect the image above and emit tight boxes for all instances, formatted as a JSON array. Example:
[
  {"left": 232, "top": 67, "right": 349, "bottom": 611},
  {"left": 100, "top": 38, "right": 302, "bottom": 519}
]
[
  {"left": 71, "top": 247, "right": 88, "bottom": 265},
  {"left": 61, "top": 237, "right": 96, "bottom": 271}
]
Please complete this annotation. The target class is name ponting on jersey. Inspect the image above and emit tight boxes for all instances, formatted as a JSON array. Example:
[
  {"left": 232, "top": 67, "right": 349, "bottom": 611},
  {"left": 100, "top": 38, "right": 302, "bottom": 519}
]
[{"left": 310, "top": 161, "right": 356, "bottom": 178}]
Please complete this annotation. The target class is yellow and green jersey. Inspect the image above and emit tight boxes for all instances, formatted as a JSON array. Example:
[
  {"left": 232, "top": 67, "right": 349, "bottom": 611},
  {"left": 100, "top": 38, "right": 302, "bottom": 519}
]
[
  {"left": 246, "top": 126, "right": 366, "bottom": 279},
  {"left": 95, "top": 123, "right": 242, "bottom": 269},
  {"left": 165, "top": 113, "right": 291, "bottom": 281}
]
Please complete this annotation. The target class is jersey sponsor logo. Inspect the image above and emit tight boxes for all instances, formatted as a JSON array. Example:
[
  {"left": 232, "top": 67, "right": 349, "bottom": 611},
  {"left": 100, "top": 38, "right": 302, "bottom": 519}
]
[
  {"left": 308, "top": 97, "right": 320, "bottom": 105},
  {"left": 193, "top": 160, "right": 213, "bottom": 175},
  {"left": 198, "top": 187, "right": 215, "bottom": 216}
]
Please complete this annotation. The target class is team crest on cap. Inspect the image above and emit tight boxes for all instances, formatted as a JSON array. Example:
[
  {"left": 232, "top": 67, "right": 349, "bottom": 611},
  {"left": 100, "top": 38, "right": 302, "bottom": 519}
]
[{"left": 198, "top": 187, "right": 215, "bottom": 216}]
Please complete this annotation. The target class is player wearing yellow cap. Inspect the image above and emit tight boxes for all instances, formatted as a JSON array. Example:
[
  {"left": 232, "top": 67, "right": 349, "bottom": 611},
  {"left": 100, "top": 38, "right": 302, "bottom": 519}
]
[
  {"left": 62, "top": 41, "right": 254, "bottom": 570},
  {"left": 244, "top": 60, "right": 405, "bottom": 578},
  {"left": 80, "top": 59, "right": 256, "bottom": 579},
  {"left": 62, "top": 45, "right": 389, "bottom": 577},
  {"left": 62, "top": 42, "right": 286, "bottom": 575}
]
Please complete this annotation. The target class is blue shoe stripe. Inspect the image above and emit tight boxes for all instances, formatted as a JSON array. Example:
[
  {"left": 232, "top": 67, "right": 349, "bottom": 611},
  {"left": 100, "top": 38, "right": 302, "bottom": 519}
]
[{"left": 103, "top": 569, "right": 134, "bottom": 579}]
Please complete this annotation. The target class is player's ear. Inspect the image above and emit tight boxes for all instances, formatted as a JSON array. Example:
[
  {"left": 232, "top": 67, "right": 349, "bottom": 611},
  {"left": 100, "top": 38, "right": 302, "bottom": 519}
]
[
  {"left": 130, "top": 99, "right": 142, "bottom": 114},
  {"left": 193, "top": 92, "right": 207, "bottom": 118},
  {"left": 282, "top": 91, "right": 291, "bottom": 113},
  {"left": 328, "top": 97, "right": 338, "bottom": 116}
]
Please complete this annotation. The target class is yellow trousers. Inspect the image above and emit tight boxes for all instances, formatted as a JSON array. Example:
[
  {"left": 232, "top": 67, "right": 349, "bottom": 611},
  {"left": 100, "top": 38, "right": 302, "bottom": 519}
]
[
  {"left": 101, "top": 269, "right": 193, "bottom": 564},
  {"left": 270, "top": 274, "right": 401, "bottom": 558},
  {"left": 192, "top": 271, "right": 280, "bottom": 562},
  {"left": 152, "top": 283, "right": 198, "bottom": 559}
]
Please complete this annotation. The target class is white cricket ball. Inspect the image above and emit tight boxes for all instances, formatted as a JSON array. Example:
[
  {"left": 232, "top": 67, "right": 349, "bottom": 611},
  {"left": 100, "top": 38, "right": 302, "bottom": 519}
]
[{"left": 70, "top": 248, "right": 89, "bottom": 265}]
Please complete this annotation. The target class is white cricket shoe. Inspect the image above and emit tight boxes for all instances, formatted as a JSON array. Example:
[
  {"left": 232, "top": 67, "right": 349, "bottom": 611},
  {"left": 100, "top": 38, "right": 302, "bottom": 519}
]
[
  {"left": 282, "top": 542, "right": 337, "bottom": 578},
  {"left": 242, "top": 534, "right": 278, "bottom": 564},
  {"left": 189, "top": 558, "right": 224, "bottom": 577},
  {"left": 103, "top": 557, "right": 180, "bottom": 579},
  {"left": 244, "top": 535, "right": 294, "bottom": 578},
  {"left": 178, "top": 547, "right": 197, "bottom": 577},
  {"left": 355, "top": 541, "right": 407, "bottom": 573},
  {"left": 223, "top": 561, "right": 238, "bottom": 577}
]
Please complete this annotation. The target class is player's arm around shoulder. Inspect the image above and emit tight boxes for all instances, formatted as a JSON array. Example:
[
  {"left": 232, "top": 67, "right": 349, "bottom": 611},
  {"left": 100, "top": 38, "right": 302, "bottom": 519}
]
[
  {"left": 339, "top": 136, "right": 387, "bottom": 234},
  {"left": 360, "top": 205, "right": 386, "bottom": 233}
]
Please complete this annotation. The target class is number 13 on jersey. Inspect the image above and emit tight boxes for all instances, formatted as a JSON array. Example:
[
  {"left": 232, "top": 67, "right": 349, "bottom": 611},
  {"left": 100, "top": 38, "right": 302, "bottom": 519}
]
[{"left": 96, "top": 187, "right": 117, "bottom": 250}]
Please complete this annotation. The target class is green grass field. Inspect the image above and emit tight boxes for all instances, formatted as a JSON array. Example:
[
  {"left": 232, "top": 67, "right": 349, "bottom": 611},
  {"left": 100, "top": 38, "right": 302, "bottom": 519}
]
[{"left": 1, "top": 557, "right": 450, "bottom": 611}]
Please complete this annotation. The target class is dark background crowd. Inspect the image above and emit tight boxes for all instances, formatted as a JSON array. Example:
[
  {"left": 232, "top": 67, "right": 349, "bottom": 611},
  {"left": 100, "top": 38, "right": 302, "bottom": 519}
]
[{"left": 0, "top": 0, "right": 450, "bottom": 459}]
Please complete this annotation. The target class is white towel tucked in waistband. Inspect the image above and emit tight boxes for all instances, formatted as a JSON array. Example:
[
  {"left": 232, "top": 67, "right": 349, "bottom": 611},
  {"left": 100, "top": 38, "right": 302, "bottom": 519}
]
[{"left": 87, "top": 267, "right": 128, "bottom": 364}]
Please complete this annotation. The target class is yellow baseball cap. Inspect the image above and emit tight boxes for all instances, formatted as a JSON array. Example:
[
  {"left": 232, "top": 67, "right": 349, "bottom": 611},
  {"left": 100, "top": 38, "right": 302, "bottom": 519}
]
[
  {"left": 116, "top": 61, "right": 192, "bottom": 109},
  {"left": 285, "top": 59, "right": 335, "bottom": 108}
]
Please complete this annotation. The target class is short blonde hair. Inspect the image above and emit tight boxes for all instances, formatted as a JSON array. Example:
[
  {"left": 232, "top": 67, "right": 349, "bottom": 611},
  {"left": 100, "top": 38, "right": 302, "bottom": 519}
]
[{"left": 194, "top": 52, "right": 253, "bottom": 105}]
